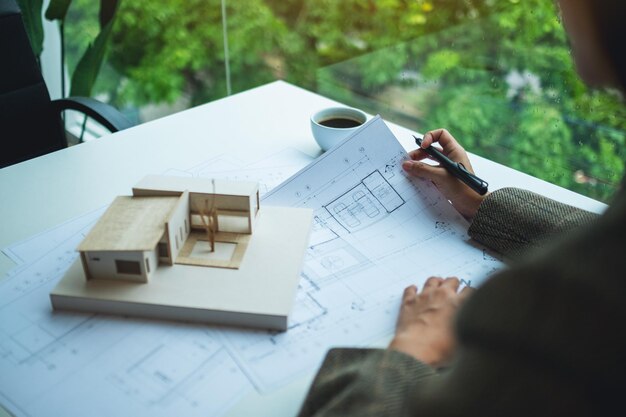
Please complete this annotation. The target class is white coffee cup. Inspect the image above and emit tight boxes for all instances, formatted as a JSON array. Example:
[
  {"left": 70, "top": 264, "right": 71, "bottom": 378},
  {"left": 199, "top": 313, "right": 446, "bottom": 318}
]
[{"left": 310, "top": 107, "right": 368, "bottom": 151}]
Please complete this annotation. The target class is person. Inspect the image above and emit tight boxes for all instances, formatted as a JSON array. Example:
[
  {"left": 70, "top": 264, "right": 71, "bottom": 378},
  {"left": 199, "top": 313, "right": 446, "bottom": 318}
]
[{"left": 297, "top": 0, "right": 626, "bottom": 415}]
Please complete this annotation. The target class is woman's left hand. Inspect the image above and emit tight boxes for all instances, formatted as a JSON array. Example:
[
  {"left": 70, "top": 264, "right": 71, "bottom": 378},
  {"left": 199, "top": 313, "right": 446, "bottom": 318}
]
[{"left": 388, "top": 277, "right": 473, "bottom": 367}]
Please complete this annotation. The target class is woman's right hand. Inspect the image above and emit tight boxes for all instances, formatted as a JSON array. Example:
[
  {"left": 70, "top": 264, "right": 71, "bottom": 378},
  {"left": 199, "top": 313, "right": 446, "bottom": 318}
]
[{"left": 402, "top": 128, "right": 488, "bottom": 220}]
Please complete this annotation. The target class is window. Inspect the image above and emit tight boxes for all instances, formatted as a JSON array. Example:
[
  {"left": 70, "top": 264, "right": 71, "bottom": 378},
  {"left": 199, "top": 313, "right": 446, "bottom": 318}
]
[
  {"left": 115, "top": 260, "right": 141, "bottom": 275},
  {"left": 145, "top": 258, "right": 150, "bottom": 273},
  {"left": 59, "top": 2, "right": 623, "bottom": 202}
]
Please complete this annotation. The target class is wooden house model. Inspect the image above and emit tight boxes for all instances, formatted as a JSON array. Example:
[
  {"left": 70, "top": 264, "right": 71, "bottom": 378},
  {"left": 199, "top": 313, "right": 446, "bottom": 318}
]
[
  {"left": 51, "top": 174, "right": 313, "bottom": 330},
  {"left": 77, "top": 175, "right": 260, "bottom": 283}
]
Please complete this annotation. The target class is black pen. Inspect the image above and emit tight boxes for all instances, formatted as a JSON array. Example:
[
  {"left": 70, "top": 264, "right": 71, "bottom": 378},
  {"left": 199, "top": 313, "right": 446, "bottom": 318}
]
[{"left": 413, "top": 135, "right": 489, "bottom": 195}]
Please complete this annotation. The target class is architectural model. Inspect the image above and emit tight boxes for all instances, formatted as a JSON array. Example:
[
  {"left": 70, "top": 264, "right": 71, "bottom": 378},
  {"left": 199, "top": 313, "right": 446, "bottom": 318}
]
[{"left": 50, "top": 175, "right": 313, "bottom": 331}]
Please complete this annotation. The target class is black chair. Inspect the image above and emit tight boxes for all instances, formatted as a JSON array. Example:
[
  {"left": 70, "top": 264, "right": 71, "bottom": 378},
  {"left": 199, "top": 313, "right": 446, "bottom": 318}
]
[{"left": 0, "top": 0, "right": 133, "bottom": 168}]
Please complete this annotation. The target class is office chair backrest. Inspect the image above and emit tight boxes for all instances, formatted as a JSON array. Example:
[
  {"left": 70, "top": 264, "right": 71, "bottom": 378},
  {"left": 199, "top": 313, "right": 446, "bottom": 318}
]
[{"left": 0, "top": 0, "right": 67, "bottom": 168}]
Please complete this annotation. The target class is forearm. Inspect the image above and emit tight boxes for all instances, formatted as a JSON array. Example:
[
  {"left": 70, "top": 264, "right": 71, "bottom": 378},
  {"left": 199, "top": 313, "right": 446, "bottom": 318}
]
[
  {"left": 468, "top": 187, "right": 598, "bottom": 259},
  {"left": 298, "top": 348, "right": 437, "bottom": 417}
]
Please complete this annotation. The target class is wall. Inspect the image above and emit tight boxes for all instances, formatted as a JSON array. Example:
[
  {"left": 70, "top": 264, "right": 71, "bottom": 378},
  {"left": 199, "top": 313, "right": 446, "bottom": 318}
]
[
  {"left": 84, "top": 250, "right": 147, "bottom": 283},
  {"left": 165, "top": 191, "right": 190, "bottom": 262},
  {"left": 144, "top": 247, "right": 159, "bottom": 279},
  {"left": 189, "top": 192, "right": 254, "bottom": 233}
]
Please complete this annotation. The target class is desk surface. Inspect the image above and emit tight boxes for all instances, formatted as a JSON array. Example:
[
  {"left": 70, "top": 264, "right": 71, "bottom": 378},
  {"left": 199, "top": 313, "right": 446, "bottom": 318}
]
[
  {"left": 0, "top": 81, "right": 606, "bottom": 274},
  {"left": 0, "top": 81, "right": 607, "bottom": 417}
]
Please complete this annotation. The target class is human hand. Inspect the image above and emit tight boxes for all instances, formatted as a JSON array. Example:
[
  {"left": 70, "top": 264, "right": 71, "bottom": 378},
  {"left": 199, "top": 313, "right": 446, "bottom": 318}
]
[
  {"left": 402, "top": 128, "right": 488, "bottom": 220},
  {"left": 388, "top": 277, "right": 473, "bottom": 367}
]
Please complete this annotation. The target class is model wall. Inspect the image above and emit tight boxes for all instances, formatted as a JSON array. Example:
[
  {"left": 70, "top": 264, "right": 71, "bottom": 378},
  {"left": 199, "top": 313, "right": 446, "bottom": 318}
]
[
  {"left": 166, "top": 191, "right": 191, "bottom": 262},
  {"left": 84, "top": 250, "right": 148, "bottom": 283}
]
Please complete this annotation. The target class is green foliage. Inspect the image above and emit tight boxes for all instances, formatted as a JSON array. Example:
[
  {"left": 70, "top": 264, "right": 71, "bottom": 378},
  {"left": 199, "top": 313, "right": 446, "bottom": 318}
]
[
  {"left": 90, "top": 0, "right": 292, "bottom": 105},
  {"left": 98, "top": 0, "right": 118, "bottom": 27},
  {"left": 16, "top": 0, "right": 44, "bottom": 58},
  {"left": 46, "top": 0, "right": 120, "bottom": 99},
  {"left": 421, "top": 50, "right": 461, "bottom": 80},
  {"left": 314, "top": 0, "right": 624, "bottom": 202},
  {"left": 45, "top": 0, "right": 71, "bottom": 20},
  {"left": 69, "top": 19, "right": 115, "bottom": 96},
  {"left": 61, "top": 0, "right": 624, "bottom": 202}
]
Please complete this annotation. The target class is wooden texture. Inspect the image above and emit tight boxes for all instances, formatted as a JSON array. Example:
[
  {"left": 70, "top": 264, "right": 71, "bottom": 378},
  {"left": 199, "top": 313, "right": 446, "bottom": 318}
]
[
  {"left": 176, "top": 231, "right": 251, "bottom": 269},
  {"left": 78, "top": 195, "right": 180, "bottom": 251},
  {"left": 50, "top": 206, "right": 313, "bottom": 331}
]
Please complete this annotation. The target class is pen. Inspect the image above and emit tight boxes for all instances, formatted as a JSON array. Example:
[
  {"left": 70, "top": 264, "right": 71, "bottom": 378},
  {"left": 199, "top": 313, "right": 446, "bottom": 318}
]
[{"left": 413, "top": 135, "right": 489, "bottom": 195}]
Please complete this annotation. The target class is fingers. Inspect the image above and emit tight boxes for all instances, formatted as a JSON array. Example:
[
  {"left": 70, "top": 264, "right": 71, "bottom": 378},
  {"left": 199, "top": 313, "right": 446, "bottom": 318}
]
[
  {"left": 407, "top": 148, "right": 431, "bottom": 161},
  {"left": 459, "top": 285, "right": 474, "bottom": 300},
  {"left": 403, "top": 285, "right": 417, "bottom": 303},
  {"left": 440, "top": 277, "right": 460, "bottom": 292},
  {"left": 413, "top": 129, "right": 473, "bottom": 174},
  {"left": 402, "top": 277, "right": 471, "bottom": 301},
  {"left": 408, "top": 277, "right": 466, "bottom": 295},
  {"left": 423, "top": 276, "right": 443, "bottom": 290},
  {"left": 421, "top": 129, "right": 464, "bottom": 155},
  {"left": 402, "top": 160, "right": 447, "bottom": 182}
]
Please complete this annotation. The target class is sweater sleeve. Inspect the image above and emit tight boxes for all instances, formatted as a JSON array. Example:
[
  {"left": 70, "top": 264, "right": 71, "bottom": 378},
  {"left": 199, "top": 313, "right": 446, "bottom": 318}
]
[
  {"left": 297, "top": 348, "right": 437, "bottom": 417},
  {"left": 468, "top": 187, "right": 598, "bottom": 259},
  {"left": 297, "top": 186, "right": 625, "bottom": 417}
]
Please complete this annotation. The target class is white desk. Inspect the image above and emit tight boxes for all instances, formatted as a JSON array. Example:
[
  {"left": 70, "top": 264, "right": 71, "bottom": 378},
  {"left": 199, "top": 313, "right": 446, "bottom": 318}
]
[
  {"left": 0, "top": 81, "right": 607, "bottom": 274},
  {"left": 0, "top": 81, "right": 607, "bottom": 417}
]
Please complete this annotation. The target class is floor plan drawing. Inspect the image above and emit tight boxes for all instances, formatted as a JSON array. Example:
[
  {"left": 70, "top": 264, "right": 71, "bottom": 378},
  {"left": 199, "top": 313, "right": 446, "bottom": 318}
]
[
  {"left": 324, "top": 170, "right": 405, "bottom": 233},
  {"left": 0, "top": 239, "right": 253, "bottom": 417},
  {"left": 219, "top": 116, "right": 504, "bottom": 392},
  {"left": 0, "top": 124, "right": 503, "bottom": 415},
  {"left": 0, "top": 147, "right": 312, "bottom": 417}
]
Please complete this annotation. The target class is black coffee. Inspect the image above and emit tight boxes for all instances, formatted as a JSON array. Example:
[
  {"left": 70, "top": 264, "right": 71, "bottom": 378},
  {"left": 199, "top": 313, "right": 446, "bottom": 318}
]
[{"left": 319, "top": 117, "right": 362, "bottom": 128}]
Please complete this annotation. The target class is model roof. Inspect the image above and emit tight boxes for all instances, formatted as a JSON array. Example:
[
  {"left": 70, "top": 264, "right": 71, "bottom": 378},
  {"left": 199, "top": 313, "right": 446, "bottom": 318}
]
[{"left": 78, "top": 195, "right": 180, "bottom": 252}]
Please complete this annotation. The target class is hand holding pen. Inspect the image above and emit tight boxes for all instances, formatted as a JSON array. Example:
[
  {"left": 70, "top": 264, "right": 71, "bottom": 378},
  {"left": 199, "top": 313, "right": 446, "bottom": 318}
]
[
  {"left": 413, "top": 135, "right": 489, "bottom": 195},
  {"left": 401, "top": 129, "right": 490, "bottom": 220}
]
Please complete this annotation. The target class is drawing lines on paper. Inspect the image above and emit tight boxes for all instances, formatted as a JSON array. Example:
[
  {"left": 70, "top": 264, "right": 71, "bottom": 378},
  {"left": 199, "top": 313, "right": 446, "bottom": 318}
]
[
  {"left": 324, "top": 170, "right": 405, "bottom": 234},
  {"left": 0, "top": 147, "right": 317, "bottom": 417},
  {"left": 286, "top": 150, "right": 407, "bottom": 207},
  {"left": 162, "top": 148, "right": 314, "bottom": 196},
  {"left": 220, "top": 116, "right": 504, "bottom": 393},
  {"left": 0, "top": 147, "right": 313, "bottom": 417},
  {"left": 105, "top": 328, "right": 249, "bottom": 415},
  {"left": 0, "top": 122, "right": 503, "bottom": 415},
  {"left": 0, "top": 213, "right": 253, "bottom": 417},
  {"left": 284, "top": 151, "right": 411, "bottom": 245}
]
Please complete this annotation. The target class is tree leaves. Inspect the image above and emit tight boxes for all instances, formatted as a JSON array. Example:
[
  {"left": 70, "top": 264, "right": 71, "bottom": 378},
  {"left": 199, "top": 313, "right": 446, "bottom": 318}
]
[
  {"left": 99, "top": 0, "right": 119, "bottom": 28},
  {"left": 55, "top": 0, "right": 623, "bottom": 202},
  {"left": 43, "top": 0, "right": 120, "bottom": 98},
  {"left": 16, "top": 0, "right": 44, "bottom": 58},
  {"left": 70, "top": 19, "right": 115, "bottom": 97},
  {"left": 44, "top": 0, "right": 72, "bottom": 21}
]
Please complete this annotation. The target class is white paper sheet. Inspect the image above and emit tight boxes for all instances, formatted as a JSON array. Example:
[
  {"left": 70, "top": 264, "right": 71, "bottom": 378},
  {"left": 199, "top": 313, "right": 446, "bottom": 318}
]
[
  {"left": 219, "top": 116, "right": 504, "bottom": 391},
  {"left": 1, "top": 207, "right": 106, "bottom": 267},
  {"left": 0, "top": 134, "right": 503, "bottom": 415},
  {"left": 0, "top": 148, "right": 314, "bottom": 417},
  {"left": 162, "top": 147, "right": 315, "bottom": 196},
  {"left": 0, "top": 219, "right": 253, "bottom": 417}
]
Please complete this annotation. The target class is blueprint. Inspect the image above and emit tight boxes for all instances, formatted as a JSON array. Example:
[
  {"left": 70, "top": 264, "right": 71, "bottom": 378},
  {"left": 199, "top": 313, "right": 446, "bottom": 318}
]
[
  {"left": 161, "top": 147, "right": 314, "bottom": 196},
  {"left": 0, "top": 125, "right": 503, "bottom": 415},
  {"left": 219, "top": 116, "right": 503, "bottom": 392},
  {"left": 0, "top": 148, "right": 314, "bottom": 417},
  {"left": 0, "top": 208, "right": 252, "bottom": 417}
]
